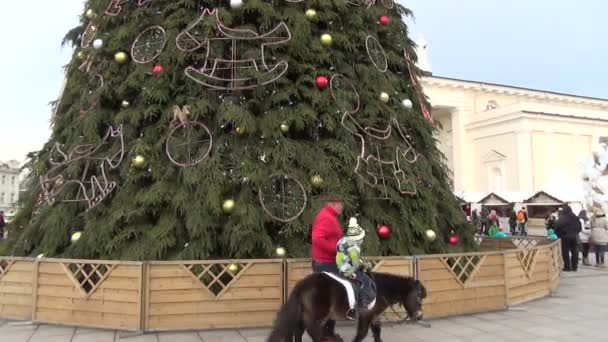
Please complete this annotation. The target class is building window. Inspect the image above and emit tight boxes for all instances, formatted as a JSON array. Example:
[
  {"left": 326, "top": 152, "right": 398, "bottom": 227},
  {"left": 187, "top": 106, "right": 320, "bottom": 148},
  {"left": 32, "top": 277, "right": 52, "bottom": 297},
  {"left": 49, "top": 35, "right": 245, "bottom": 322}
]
[
  {"left": 10, "top": 193, "right": 15, "bottom": 203},
  {"left": 0, "top": 193, "right": 4, "bottom": 204},
  {"left": 490, "top": 167, "right": 503, "bottom": 192},
  {"left": 11, "top": 176, "right": 15, "bottom": 185},
  {"left": 1, "top": 175, "right": 4, "bottom": 185}
]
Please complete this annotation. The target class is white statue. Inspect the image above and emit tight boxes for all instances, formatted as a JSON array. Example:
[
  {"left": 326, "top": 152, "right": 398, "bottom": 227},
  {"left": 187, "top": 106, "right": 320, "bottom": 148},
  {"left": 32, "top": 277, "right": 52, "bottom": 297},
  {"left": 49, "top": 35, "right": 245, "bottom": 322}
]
[
  {"left": 415, "top": 35, "right": 432, "bottom": 73},
  {"left": 580, "top": 144, "right": 608, "bottom": 213}
]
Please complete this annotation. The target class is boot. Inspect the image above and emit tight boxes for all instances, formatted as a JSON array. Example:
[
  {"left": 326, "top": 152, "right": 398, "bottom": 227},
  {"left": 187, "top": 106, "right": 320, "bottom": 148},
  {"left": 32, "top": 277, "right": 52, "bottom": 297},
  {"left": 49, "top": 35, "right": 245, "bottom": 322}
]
[
  {"left": 583, "top": 257, "right": 591, "bottom": 266},
  {"left": 345, "top": 308, "right": 358, "bottom": 321}
]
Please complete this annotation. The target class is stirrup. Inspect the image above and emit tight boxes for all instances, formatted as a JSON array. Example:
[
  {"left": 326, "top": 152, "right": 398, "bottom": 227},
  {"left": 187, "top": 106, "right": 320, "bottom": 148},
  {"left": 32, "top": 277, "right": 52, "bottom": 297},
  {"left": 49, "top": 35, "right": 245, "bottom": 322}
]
[{"left": 345, "top": 308, "right": 358, "bottom": 321}]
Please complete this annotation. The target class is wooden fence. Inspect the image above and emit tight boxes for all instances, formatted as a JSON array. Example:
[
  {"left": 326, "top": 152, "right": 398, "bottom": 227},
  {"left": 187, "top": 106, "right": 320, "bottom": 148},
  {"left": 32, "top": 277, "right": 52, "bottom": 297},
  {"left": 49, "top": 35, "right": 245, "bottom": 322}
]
[{"left": 0, "top": 238, "right": 561, "bottom": 331}]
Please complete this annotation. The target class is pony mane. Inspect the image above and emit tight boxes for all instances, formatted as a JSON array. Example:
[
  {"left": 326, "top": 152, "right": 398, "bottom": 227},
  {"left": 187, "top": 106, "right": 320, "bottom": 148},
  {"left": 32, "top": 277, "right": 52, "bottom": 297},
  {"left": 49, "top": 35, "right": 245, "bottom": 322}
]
[{"left": 372, "top": 272, "right": 422, "bottom": 300}]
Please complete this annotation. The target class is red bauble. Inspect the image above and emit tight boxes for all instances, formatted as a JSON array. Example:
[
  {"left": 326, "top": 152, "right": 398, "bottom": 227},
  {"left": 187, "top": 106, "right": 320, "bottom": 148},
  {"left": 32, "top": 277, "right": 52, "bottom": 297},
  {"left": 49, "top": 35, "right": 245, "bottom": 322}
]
[
  {"left": 315, "top": 75, "right": 329, "bottom": 89},
  {"left": 376, "top": 224, "right": 392, "bottom": 239},
  {"left": 152, "top": 64, "right": 165, "bottom": 75},
  {"left": 448, "top": 234, "right": 460, "bottom": 245},
  {"left": 379, "top": 16, "right": 391, "bottom": 26}
]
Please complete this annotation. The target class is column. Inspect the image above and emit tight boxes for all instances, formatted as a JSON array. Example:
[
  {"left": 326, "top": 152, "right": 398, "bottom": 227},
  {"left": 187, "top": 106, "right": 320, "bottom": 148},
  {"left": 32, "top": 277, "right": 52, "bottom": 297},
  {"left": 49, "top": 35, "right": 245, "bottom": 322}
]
[
  {"left": 516, "top": 130, "right": 534, "bottom": 192},
  {"left": 450, "top": 110, "right": 466, "bottom": 191}
]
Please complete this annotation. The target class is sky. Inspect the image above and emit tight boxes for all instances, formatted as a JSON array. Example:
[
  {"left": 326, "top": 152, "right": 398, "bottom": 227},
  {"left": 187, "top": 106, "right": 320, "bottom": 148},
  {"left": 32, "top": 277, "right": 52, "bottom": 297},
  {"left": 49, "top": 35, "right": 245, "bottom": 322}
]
[{"left": 0, "top": 0, "right": 607, "bottom": 163}]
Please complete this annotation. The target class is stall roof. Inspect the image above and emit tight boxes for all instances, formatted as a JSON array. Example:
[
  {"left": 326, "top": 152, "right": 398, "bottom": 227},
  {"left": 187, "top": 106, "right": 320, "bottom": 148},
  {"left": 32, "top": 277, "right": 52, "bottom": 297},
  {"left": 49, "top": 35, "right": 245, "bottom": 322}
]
[
  {"left": 524, "top": 191, "right": 565, "bottom": 205},
  {"left": 478, "top": 193, "right": 512, "bottom": 205}
]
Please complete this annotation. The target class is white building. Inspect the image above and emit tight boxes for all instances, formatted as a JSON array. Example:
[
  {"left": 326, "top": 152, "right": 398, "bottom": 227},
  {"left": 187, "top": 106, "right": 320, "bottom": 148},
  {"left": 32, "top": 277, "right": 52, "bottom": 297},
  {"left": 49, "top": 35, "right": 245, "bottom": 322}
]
[{"left": 0, "top": 160, "right": 21, "bottom": 221}]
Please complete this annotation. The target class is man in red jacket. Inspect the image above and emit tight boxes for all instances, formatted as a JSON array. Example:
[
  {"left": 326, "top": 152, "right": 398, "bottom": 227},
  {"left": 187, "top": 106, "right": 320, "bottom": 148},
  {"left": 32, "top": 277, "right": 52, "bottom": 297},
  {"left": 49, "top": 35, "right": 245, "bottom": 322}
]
[{"left": 311, "top": 199, "right": 344, "bottom": 341}]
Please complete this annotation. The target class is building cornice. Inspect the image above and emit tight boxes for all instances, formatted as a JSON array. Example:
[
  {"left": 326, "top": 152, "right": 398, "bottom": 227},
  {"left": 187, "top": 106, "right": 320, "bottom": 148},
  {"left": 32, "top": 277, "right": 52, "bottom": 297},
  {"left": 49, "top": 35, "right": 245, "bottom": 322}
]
[
  {"left": 465, "top": 110, "right": 608, "bottom": 131},
  {"left": 422, "top": 76, "right": 608, "bottom": 109}
]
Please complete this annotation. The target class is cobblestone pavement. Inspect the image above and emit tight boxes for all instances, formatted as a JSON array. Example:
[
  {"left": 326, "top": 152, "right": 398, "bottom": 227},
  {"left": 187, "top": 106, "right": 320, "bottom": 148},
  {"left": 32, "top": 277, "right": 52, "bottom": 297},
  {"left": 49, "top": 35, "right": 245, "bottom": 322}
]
[{"left": 1, "top": 264, "right": 605, "bottom": 342}]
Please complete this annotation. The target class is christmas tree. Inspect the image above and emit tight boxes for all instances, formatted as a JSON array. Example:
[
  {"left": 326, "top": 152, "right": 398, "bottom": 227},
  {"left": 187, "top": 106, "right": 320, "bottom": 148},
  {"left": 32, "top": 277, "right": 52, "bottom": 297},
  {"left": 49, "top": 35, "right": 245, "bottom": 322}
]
[{"left": 1, "top": 0, "right": 474, "bottom": 260}]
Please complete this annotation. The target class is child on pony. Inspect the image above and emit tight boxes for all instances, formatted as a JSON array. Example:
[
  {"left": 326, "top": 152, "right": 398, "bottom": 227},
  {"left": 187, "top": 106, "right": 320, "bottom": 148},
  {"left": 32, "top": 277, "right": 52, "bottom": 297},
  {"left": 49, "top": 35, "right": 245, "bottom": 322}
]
[{"left": 336, "top": 217, "right": 376, "bottom": 320}]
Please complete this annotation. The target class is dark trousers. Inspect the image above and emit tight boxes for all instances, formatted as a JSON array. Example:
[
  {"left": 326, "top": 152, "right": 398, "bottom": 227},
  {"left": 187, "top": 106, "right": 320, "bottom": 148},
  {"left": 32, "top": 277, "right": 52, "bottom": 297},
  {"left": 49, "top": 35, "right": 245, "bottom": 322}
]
[
  {"left": 595, "top": 245, "right": 606, "bottom": 264},
  {"left": 354, "top": 271, "right": 375, "bottom": 308},
  {"left": 312, "top": 260, "right": 339, "bottom": 336},
  {"left": 561, "top": 237, "right": 579, "bottom": 270},
  {"left": 582, "top": 243, "right": 590, "bottom": 259}
]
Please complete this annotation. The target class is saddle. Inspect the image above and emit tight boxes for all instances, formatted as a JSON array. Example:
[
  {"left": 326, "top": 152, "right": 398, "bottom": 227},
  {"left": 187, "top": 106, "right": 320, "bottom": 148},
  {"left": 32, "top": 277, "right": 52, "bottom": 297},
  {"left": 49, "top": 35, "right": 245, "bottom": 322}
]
[{"left": 322, "top": 272, "right": 376, "bottom": 311}]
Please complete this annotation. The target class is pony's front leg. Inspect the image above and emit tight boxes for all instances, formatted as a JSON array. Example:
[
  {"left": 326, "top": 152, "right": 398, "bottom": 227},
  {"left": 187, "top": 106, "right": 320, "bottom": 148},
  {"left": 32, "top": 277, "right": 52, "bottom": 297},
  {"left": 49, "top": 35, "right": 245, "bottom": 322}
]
[
  {"left": 352, "top": 317, "right": 371, "bottom": 342},
  {"left": 371, "top": 320, "right": 383, "bottom": 342},
  {"left": 293, "top": 321, "right": 304, "bottom": 342},
  {"left": 304, "top": 319, "right": 323, "bottom": 342}
]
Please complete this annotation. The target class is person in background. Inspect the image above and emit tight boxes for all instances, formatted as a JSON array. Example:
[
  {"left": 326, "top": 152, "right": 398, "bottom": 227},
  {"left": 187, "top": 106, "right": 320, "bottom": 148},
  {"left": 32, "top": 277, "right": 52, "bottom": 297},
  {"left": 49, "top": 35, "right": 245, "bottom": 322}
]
[
  {"left": 311, "top": 199, "right": 344, "bottom": 342},
  {"left": 509, "top": 211, "right": 517, "bottom": 235},
  {"left": 472, "top": 209, "right": 480, "bottom": 234},
  {"left": 0, "top": 211, "right": 5, "bottom": 241},
  {"left": 480, "top": 207, "right": 489, "bottom": 235},
  {"left": 545, "top": 210, "right": 557, "bottom": 231},
  {"left": 590, "top": 208, "right": 608, "bottom": 268},
  {"left": 555, "top": 205, "right": 582, "bottom": 271},
  {"left": 516, "top": 207, "right": 528, "bottom": 236},
  {"left": 578, "top": 210, "right": 592, "bottom": 266}
]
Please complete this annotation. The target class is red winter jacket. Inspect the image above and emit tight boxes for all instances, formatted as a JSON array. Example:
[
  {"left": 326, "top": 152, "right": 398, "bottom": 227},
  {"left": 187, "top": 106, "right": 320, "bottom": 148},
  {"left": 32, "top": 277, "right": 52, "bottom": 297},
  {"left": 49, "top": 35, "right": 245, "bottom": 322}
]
[{"left": 311, "top": 206, "right": 343, "bottom": 263}]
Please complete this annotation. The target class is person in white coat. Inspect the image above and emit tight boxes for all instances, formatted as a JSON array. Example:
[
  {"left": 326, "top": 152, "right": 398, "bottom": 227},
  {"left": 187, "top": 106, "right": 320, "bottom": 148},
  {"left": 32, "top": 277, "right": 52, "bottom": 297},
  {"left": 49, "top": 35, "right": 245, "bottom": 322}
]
[
  {"left": 579, "top": 210, "right": 592, "bottom": 266},
  {"left": 591, "top": 209, "right": 608, "bottom": 267}
]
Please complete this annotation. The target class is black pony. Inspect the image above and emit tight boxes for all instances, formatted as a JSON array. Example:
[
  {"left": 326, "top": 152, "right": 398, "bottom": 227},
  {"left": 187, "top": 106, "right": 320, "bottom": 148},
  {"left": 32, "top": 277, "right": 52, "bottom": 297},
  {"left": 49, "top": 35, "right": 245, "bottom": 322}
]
[{"left": 267, "top": 272, "right": 427, "bottom": 342}]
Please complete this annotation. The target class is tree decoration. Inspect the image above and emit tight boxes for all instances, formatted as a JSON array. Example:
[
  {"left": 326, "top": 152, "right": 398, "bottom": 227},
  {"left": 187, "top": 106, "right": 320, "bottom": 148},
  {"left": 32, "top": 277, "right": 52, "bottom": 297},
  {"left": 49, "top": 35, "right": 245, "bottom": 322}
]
[
  {"left": 280, "top": 123, "right": 289, "bottom": 133},
  {"left": 320, "top": 33, "right": 333, "bottom": 47},
  {"left": 105, "top": 0, "right": 152, "bottom": 16},
  {"left": 376, "top": 224, "right": 391, "bottom": 239},
  {"left": 404, "top": 49, "right": 433, "bottom": 122},
  {"left": 85, "top": 9, "right": 97, "bottom": 19},
  {"left": 425, "top": 229, "right": 437, "bottom": 242},
  {"left": 341, "top": 113, "right": 421, "bottom": 198},
  {"left": 114, "top": 52, "right": 129, "bottom": 64},
  {"left": 222, "top": 199, "right": 236, "bottom": 214},
  {"left": 92, "top": 39, "right": 104, "bottom": 50},
  {"left": 311, "top": 175, "right": 323, "bottom": 188},
  {"left": 401, "top": 99, "right": 413, "bottom": 109},
  {"left": 330, "top": 74, "right": 360, "bottom": 114},
  {"left": 379, "top": 15, "right": 391, "bottom": 26},
  {"left": 71, "top": 231, "right": 82, "bottom": 243},
  {"left": 276, "top": 247, "right": 286, "bottom": 257},
  {"left": 77, "top": 51, "right": 87, "bottom": 60},
  {"left": 228, "top": 263, "right": 239, "bottom": 272},
  {"left": 365, "top": 36, "right": 388, "bottom": 72},
  {"left": 166, "top": 105, "right": 213, "bottom": 168},
  {"left": 315, "top": 75, "right": 329, "bottom": 89},
  {"left": 121, "top": 100, "right": 131, "bottom": 108},
  {"left": 177, "top": 9, "right": 292, "bottom": 90},
  {"left": 39, "top": 125, "right": 125, "bottom": 212},
  {"left": 79, "top": 74, "right": 104, "bottom": 115},
  {"left": 305, "top": 9, "right": 317, "bottom": 19},
  {"left": 448, "top": 234, "right": 460, "bottom": 246},
  {"left": 379, "top": 92, "right": 390, "bottom": 103},
  {"left": 132, "top": 155, "right": 146, "bottom": 169},
  {"left": 37, "top": 254, "right": 45, "bottom": 259},
  {"left": 152, "top": 64, "right": 165, "bottom": 75},
  {"left": 259, "top": 175, "right": 307, "bottom": 223},
  {"left": 131, "top": 26, "right": 167, "bottom": 64},
  {"left": 81, "top": 22, "right": 98, "bottom": 48},
  {"left": 235, "top": 126, "right": 246, "bottom": 135},
  {"left": 230, "top": 0, "right": 244, "bottom": 9}
]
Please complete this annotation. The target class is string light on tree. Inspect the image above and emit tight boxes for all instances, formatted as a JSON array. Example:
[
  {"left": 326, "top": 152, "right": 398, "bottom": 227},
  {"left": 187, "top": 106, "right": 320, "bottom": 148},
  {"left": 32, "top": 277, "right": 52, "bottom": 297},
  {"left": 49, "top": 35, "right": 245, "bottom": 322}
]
[
  {"left": 280, "top": 122, "right": 290, "bottom": 133},
  {"left": 71, "top": 231, "right": 82, "bottom": 243},
  {"left": 222, "top": 199, "right": 236, "bottom": 214},
  {"left": 121, "top": 100, "right": 130, "bottom": 108},
  {"left": 276, "top": 246, "right": 286, "bottom": 257},
  {"left": 305, "top": 9, "right": 317, "bottom": 19},
  {"left": 229, "top": 0, "right": 244, "bottom": 9}
]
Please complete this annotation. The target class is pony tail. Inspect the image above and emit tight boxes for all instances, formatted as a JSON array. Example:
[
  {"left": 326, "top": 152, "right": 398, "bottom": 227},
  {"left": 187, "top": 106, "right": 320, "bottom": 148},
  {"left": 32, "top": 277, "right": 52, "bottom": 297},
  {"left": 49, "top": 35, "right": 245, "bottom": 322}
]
[{"left": 267, "top": 286, "right": 302, "bottom": 342}]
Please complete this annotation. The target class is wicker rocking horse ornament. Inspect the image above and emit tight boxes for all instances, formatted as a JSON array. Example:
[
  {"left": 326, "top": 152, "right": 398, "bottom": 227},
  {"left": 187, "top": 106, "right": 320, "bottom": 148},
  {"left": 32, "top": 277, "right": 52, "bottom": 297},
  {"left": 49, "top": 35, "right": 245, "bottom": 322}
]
[
  {"left": 105, "top": 0, "right": 152, "bottom": 16},
  {"left": 40, "top": 125, "right": 125, "bottom": 212},
  {"left": 176, "top": 8, "right": 292, "bottom": 91}
]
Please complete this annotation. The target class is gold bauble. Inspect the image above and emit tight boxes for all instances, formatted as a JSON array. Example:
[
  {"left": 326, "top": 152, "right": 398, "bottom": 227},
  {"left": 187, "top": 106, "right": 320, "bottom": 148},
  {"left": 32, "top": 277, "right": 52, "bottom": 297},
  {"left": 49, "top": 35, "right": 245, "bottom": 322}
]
[
  {"left": 114, "top": 52, "right": 129, "bottom": 64},
  {"left": 236, "top": 126, "right": 246, "bottom": 135},
  {"left": 77, "top": 51, "right": 86, "bottom": 60},
  {"left": 425, "top": 229, "right": 437, "bottom": 242},
  {"left": 280, "top": 123, "right": 289, "bottom": 133},
  {"left": 320, "top": 34, "right": 333, "bottom": 48},
  {"left": 132, "top": 155, "right": 146, "bottom": 168},
  {"left": 305, "top": 9, "right": 317, "bottom": 19},
  {"left": 222, "top": 199, "right": 236, "bottom": 214},
  {"left": 71, "top": 232, "right": 82, "bottom": 243},
  {"left": 380, "top": 92, "right": 390, "bottom": 103},
  {"left": 311, "top": 175, "right": 324, "bottom": 188},
  {"left": 228, "top": 263, "right": 239, "bottom": 273},
  {"left": 85, "top": 9, "right": 97, "bottom": 19},
  {"left": 276, "top": 247, "right": 286, "bottom": 257}
]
